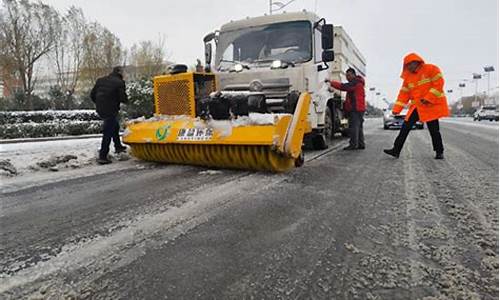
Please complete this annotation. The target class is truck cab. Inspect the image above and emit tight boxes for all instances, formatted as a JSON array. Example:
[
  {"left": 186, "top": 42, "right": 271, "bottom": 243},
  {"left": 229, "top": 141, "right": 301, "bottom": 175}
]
[{"left": 203, "top": 11, "right": 366, "bottom": 149}]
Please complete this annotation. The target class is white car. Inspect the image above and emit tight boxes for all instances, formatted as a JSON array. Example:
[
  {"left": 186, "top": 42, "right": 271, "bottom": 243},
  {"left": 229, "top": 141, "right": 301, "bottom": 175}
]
[
  {"left": 473, "top": 106, "right": 499, "bottom": 121},
  {"left": 383, "top": 105, "right": 424, "bottom": 129}
]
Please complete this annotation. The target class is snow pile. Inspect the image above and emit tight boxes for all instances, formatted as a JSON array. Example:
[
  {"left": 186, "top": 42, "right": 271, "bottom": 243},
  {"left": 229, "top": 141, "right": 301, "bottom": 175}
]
[
  {"left": 36, "top": 155, "right": 79, "bottom": 170},
  {"left": 198, "top": 170, "right": 223, "bottom": 175},
  {"left": 232, "top": 113, "right": 289, "bottom": 126},
  {"left": 0, "top": 159, "right": 17, "bottom": 176},
  {"left": 0, "top": 138, "right": 102, "bottom": 177},
  {"left": 126, "top": 115, "right": 192, "bottom": 125},
  {"left": 207, "top": 119, "right": 233, "bottom": 137}
]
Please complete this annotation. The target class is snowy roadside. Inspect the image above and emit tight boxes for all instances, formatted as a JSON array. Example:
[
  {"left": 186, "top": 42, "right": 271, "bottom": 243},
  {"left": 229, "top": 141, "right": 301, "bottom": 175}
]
[{"left": 0, "top": 138, "right": 145, "bottom": 194}]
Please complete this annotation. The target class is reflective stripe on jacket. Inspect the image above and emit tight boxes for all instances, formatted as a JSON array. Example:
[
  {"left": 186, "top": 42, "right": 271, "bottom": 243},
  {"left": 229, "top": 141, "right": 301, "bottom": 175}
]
[{"left": 393, "top": 53, "right": 449, "bottom": 122}]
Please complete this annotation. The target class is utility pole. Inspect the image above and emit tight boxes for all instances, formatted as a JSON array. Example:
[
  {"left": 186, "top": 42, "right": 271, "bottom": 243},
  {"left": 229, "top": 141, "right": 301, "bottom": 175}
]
[
  {"left": 484, "top": 66, "right": 495, "bottom": 104},
  {"left": 369, "top": 87, "right": 376, "bottom": 106},
  {"left": 473, "top": 73, "right": 482, "bottom": 106}
]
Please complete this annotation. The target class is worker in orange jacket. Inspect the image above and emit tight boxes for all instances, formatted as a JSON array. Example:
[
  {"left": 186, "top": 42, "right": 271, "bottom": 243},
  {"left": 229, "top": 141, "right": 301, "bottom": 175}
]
[{"left": 384, "top": 53, "right": 449, "bottom": 159}]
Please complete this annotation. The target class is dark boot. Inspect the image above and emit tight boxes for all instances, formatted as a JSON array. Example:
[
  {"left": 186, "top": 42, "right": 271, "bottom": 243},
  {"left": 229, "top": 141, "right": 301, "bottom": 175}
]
[
  {"left": 435, "top": 152, "right": 444, "bottom": 159},
  {"left": 97, "top": 157, "right": 112, "bottom": 164},
  {"left": 383, "top": 148, "right": 400, "bottom": 158},
  {"left": 343, "top": 145, "right": 357, "bottom": 151},
  {"left": 97, "top": 150, "right": 112, "bottom": 164}
]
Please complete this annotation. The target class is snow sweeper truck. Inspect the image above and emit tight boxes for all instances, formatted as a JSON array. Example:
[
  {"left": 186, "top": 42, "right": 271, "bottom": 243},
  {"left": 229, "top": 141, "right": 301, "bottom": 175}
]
[{"left": 123, "top": 11, "right": 366, "bottom": 172}]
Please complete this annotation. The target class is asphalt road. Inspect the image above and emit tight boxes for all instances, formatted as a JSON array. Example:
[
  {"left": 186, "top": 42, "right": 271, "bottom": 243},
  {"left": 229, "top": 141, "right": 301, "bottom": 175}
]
[{"left": 1, "top": 118, "right": 498, "bottom": 299}]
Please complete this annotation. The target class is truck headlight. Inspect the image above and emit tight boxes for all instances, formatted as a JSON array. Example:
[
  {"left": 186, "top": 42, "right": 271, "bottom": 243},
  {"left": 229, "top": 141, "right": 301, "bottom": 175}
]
[
  {"left": 233, "top": 64, "right": 244, "bottom": 72},
  {"left": 271, "top": 60, "right": 283, "bottom": 69}
]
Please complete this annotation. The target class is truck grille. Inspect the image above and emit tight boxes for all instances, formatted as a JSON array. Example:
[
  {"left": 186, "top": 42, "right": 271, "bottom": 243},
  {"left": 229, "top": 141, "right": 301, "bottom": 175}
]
[{"left": 223, "top": 78, "right": 291, "bottom": 98}]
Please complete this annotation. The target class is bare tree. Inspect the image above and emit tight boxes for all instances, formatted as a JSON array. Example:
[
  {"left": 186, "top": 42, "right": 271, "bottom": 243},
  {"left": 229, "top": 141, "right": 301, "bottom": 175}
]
[
  {"left": 80, "top": 22, "right": 125, "bottom": 85},
  {"left": 129, "top": 36, "right": 167, "bottom": 79},
  {"left": 0, "top": 0, "right": 60, "bottom": 109},
  {"left": 53, "top": 6, "right": 86, "bottom": 101}
]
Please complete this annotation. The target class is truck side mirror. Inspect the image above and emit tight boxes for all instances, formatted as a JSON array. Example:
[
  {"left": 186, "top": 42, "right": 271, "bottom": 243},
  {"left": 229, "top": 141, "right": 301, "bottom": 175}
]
[
  {"left": 203, "top": 31, "right": 217, "bottom": 71},
  {"left": 322, "top": 50, "right": 334, "bottom": 62},
  {"left": 321, "top": 24, "right": 334, "bottom": 49}
]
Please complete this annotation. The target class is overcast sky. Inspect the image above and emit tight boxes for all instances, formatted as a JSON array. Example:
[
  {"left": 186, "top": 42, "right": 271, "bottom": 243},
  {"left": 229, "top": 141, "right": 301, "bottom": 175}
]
[{"left": 42, "top": 0, "right": 498, "bottom": 108}]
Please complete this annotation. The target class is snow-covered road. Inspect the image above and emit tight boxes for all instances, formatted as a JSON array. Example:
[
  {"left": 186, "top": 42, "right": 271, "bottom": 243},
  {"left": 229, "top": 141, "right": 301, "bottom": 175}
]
[{"left": 0, "top": 118, "right": 498, "bottom": 299}]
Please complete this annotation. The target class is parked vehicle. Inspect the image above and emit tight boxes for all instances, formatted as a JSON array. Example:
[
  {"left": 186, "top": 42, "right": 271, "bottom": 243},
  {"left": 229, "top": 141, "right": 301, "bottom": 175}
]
[
  {"left": 383, "top": 104, "right": 424, "bottom": 129},
  {"left": 473, "top": 106, "right": 499, "bottom": 121}
]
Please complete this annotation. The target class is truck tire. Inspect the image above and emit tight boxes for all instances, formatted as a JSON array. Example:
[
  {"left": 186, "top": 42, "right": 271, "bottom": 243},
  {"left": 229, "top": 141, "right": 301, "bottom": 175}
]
[
  {"left": 324, "top": 106, "right": 333, "bottom": 140},
  {"left": 311, "top": 107, "right": 332, "bottom": 150},
  {"left": 312, "top": 134, "right": 328, "bottom": 150}
]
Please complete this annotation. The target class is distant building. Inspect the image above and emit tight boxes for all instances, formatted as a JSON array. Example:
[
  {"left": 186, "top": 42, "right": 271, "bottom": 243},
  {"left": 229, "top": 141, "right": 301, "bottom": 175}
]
[{"left": 1, "top": 69, "right": 23, "bottom": 97}]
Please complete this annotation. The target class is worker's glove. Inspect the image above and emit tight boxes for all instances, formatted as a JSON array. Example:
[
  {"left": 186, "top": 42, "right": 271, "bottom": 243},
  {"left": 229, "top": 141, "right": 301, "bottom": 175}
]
[
  {"left": 327, "top": 86, "right": 335, "bottom": 93},
  {"left": 420, "top": 98, "right": 431, "bottom": 105}
]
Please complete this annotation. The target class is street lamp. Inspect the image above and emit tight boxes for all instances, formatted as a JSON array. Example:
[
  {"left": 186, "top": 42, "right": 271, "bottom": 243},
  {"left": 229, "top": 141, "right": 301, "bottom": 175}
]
[
  {"left": 484, "top": 65, "right": 495, "bottom": 103},
  {"left": 473, "top": 73, "right": 482, "bottom": 106},
  {"left": 458, "top": 82, "right": 466, "bottom": 106},
  {"left": 368, "top": 87, "right": 376, "bottom": 107}
]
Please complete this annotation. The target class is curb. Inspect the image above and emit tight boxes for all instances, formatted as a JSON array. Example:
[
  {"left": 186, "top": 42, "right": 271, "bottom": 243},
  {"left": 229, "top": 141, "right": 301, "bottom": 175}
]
[{"left": 0, "top": 134, "right": 104, "bottom": 144}]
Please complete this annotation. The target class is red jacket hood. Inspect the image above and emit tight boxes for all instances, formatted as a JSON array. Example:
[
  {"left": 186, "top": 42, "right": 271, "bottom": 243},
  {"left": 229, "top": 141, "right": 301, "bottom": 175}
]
[{"left": 401, "top": 53, "right": 425, "bottom": 79}]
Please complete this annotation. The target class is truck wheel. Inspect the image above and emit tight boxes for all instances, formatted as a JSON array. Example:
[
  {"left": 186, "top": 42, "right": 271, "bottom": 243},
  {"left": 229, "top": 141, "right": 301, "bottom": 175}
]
[
  {"left": 324, "top": 106, "right": 333, "bottom": 140},
  {"left": 311, "top": 133, "right": 327, "bottom": 150},
  {"left": 312, "top": 107, "right": 333, "bottom": 150}
]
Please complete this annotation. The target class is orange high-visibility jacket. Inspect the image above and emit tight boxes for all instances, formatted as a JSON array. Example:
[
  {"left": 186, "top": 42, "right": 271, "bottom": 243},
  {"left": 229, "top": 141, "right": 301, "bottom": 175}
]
[{"left": 393, "top": 53, "right": 450, "bottom": 122}]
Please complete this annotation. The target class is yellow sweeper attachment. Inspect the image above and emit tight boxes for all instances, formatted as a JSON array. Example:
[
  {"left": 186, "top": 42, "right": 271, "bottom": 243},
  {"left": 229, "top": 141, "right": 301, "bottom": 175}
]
[{"left": 123, "top": 71, "right": 311, "bottom": 172}]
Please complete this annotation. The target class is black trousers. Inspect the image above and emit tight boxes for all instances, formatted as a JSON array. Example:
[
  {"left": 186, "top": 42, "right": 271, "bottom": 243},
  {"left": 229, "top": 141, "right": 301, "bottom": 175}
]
[
  {"left": 393, "top": 109, "right": 444, "bottom": 154},
  {"left": 348, "top": 111, "right": 365, "bottom": 148},
  {"left": 100, "top": 116, "right": 122, "bottom": 158}
]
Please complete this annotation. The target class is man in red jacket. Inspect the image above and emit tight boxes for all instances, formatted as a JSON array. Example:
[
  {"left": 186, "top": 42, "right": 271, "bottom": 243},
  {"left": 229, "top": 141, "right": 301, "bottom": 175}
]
[{"left": 325, "top": 68, "right": 366, "bottom": 150}]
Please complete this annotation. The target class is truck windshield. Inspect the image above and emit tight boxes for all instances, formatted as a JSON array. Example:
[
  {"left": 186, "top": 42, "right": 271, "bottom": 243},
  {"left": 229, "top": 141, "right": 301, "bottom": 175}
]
[{"left": 216, "top": 21, "right": 312, "bottom": 70}]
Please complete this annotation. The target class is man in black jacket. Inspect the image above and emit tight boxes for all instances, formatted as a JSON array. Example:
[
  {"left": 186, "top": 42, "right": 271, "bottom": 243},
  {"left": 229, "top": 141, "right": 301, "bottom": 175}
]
[{"left": 91, "top": 66, "right": 128, "bottom": 164}]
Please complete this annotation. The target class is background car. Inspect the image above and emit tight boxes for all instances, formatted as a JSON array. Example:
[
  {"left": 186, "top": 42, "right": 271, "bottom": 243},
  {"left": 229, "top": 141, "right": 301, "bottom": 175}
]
[
  {"left": 383, "top": 104, "right": 424, "bottom": 129},
  {"left": 473, "top": 106, "right": 499, "bottom": 121}
]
